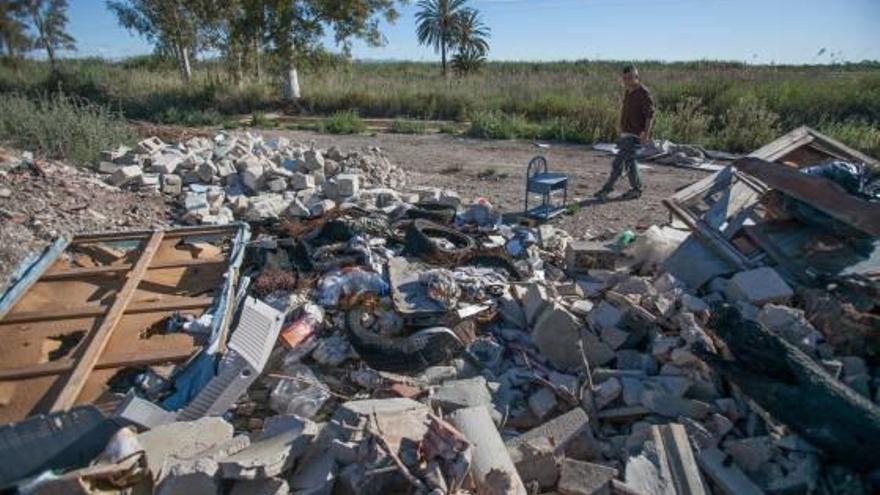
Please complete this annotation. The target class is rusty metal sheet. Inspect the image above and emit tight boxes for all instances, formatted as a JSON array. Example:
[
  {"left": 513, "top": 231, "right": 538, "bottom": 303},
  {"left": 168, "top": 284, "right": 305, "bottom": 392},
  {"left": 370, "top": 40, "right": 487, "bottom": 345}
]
[{"left": 735, "top": 157, "right": 880, "bottom": 237}]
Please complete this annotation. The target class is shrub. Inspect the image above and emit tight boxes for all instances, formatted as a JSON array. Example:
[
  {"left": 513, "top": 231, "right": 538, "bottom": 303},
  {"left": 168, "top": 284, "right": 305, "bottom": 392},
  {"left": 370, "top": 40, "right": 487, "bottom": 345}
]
[
  {"left": 0, "top": 92, "right": 134, "bottom": 164},
  {"left": 321, "top": 110, "right": 367, "bottom": 134},
  {"left": 653, "top": 97, "right": 712, "bottom": 144},
  {"left": 820, "top": 120, "right": 880, "bottom": 163},
  {"left": 390, "top": 119, "right": 428, "bottom": 134},
  {"left": 251, "top": 111, "right": 276, "bottom": 128},
  {"left": 715, "top": 94, "right": 780, "bottom": 152},
  {"left": 467, "top": 111, "right": 538, "bottom": 140}
]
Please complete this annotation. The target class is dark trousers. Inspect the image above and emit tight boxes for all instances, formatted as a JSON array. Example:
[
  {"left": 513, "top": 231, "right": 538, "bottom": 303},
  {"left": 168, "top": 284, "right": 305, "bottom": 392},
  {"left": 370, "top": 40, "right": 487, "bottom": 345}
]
[{"left": 601, "top": 135, "right": 642, "bottom": 192}]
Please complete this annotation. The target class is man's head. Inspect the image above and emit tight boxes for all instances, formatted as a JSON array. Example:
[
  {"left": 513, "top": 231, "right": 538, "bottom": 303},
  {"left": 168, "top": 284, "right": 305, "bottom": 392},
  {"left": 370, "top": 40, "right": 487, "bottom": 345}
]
[{"left": 621, "top": 65, "right": 640, "bottom": 90}]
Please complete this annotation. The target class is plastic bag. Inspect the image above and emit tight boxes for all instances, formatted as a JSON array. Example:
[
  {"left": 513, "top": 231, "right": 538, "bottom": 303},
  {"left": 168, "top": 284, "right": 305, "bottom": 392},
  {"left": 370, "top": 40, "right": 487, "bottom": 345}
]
[
  {"left": 316, "top": 268, "right": 389, "bottom": 306},
  {"left": 269, "top": 363, "right": 330, "bottom": 419}
]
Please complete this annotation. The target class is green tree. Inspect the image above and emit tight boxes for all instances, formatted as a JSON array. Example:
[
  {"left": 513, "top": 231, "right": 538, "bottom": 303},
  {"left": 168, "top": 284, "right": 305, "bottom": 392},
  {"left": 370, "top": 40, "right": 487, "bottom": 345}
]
[
  {"left": 450, "top": 7, "right": 488, "bottom": 74},
  {"left": 21, "top": 0, "right": 74, "bottom": 69},
  {"left": 262, "top": 0, "right": 401, "bottom": 100},
  {"left": 107, "top": 0, "right": 214, "bottom": 82},
  {"left": 415, "top": 0, "right": 467, "bottom": 76},
  {"left": 0, "top": 2, "right": 31, "bottom": 59}
]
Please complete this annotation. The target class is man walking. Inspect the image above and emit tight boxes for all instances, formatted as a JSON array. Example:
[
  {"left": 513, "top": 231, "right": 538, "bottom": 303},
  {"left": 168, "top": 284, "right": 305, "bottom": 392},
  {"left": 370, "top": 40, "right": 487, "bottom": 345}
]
[{"left": 595, "top": 65, "right": 655, "bottom": 201}]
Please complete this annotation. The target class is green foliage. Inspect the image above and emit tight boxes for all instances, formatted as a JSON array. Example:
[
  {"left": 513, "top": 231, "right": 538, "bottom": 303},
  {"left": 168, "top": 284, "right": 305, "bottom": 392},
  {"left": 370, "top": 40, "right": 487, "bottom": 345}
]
[
  {"left": 653, "top": 97, "right": 712, "bottom": 144},
  {"left": 452, "top": 46, "right": 486, "bottom": 76},
  {"left": 0, "top": 92, "right": 135, "bottom": 164},
  {"left": 321, "top": 110, "right": 367, "bottom": 134},
  {"left": 820, "top": 119, "right": 880, "bottom": 161},
  {"left": 251, "top": 111, "right": 276, "bottom": 128},
  {"left": 390, "top": 119, "right": 428, "bottom": 134},
  {"left": 467, "top": 110, "right": 538, "bottom": 140},
  {"left": 716, "top": 94, "right": 780, "bottom": 152},
  {"left": 22, "top": 0, "right": 75, "bottom": 66}
]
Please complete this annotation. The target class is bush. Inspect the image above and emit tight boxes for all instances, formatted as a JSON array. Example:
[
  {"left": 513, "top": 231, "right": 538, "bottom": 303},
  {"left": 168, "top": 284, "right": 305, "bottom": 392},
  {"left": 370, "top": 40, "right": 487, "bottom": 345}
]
[
  {"left": 820, "top": 120, "right": 880, "bottom": 163},
  {"left": 390, "top": 119, "right": 428, "bottom": 134},
  {"left": 715, "top": 94, "right": 780, "bottom": 152},
  {"left": 321, "top": 110, "right": 367, "bottom": 134},
  {"left": 0, "top": 92, "right": 134, "bottom": 164},
  {"left": 467, "top": 111, "right": 538, "bottom": 140},
  {"left": 653, "top": 97, "right": 712, "bottom": 144}
]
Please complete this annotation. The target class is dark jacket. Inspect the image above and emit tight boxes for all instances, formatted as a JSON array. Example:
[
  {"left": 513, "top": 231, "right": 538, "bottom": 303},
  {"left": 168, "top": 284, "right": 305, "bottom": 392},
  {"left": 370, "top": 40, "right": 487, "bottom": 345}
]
[{"left": 620, "top": 85, "right": 655, "bottom": 135}]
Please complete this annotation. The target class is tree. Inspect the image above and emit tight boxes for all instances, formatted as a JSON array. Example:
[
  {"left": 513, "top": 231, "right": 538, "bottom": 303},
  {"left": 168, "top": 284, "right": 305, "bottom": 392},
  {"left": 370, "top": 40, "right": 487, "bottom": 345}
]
[
  {"left": 449, "top": 7, "right": 488, "bottom": 74},
  {"left": 262, "top": 0, "right": 400, "bottom": 101},
  {"left": 21, "top": 0, "right": 74, "bottom": 69},
  {"left": 415, "top": 0, "right": 467, "bottom": 76},
  {"left": 0, "top": 2, "right": 31, "bottom": 60},
  {"left": 107, "top": 0, "right": 212, "bottom": 82}
]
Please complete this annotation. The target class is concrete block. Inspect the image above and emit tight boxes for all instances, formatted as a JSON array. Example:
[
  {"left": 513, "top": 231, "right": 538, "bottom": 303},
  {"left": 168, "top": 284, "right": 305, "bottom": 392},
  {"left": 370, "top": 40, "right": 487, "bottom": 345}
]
[
  {"left": 287, "top": 198, "right": 311, "bottom": 217},
  {"left": 505, "top": 407, "right": 592, "bottom": 456},
  {"left": 570, "top": 299, "right": 594, "bottom": 317},
  {"left": 640, "top": 390, "right": 710, "bottom": 420},
  {"left": 161, "top": 174, "right": 182, "bottom": 195},
  {"left": 566, "top": 241, "right": 617, "bottom": 273},
  {"left": 594, "top": 376, "right": 622, "bottom": 409},
  {"left": 303, "top": 148, "right": 324, "bottom": 172},
  {"left": 616, "top": 350, "right": 658, "bottom": 375},
  {"left": 438, "top": 189, "right": 461, "bottom": 208},
  {"left": 600, "top": 326, "right": 630, "bottom": 350},
  {"left": 532, "top": 302, "right": 583, "bottom": 371},
  {"left": 336, "top": 174, "right": 360, "bottom": 197},
  {"left": 558, "top": 459, "right": 617, "bottom": 495},
  {"left": 196, "top": 160, "right": 217, "bottom": 182},
  {"left": 266, "top": 177, "right": 288, "bottom": 192},
  {"left": 523, "top": 283, "right": 553, "bottom": 327},
  {"left": 528, "top": 387, "right": 558, "bottom": 419},
  {"left": 241, "top": 161, "right": 265, "bottom": 192},
  {"left": 309, "top": 199, "right": 336, "bottom": 217},
  {"left": 430, "top": 377, "right": 493, "bottom": 412},
  {"left": 508, "top": 437, "right": 560, "bottom": 489},
  {"left": 98, "top": 161, "right": 119, "bottom": 174},
  {"left": 581, "top": 331, "right": 616, "bottom": 367},
  {"left": 150, "top": 153, "right": 182, "bottom": 174},
  {"left": 108, "top": 165, "right": 142, "bottom": 187},
  {"left": 291, "top": 172, "right": 315, "bottom": 190},
  {"left": 725, "top": 267, "right": 793, "bottom": 305},
  {"left": 588, "top": 301, "right": 623, "bottom": 331}
]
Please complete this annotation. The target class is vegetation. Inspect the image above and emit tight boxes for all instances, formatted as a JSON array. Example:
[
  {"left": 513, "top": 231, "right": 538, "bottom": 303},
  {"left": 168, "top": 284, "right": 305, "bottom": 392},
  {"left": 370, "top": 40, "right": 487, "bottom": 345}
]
[
  {"left": 320, "top": 110, "right": 366, "bottom": 134},
  {"left": 390, "top": 118, "right": 428, "bottom": 134},
  {"left": 3, "top": 0, "right": 75, "bottom": 69},
  {"left": 1, "top": 58, "right": 879, "bottom": 156},
  {"left": 416, "top": 0, "right": 490, "bottom": 76},
  {"left": 0, "top": 91, "right": 134, "bottom": 163}
]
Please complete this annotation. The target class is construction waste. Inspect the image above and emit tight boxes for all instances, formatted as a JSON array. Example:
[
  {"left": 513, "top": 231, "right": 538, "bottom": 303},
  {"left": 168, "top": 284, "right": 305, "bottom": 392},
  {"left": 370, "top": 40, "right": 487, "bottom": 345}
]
[{"left": 0, "top": 128, "right": 879, "bottom": 495}]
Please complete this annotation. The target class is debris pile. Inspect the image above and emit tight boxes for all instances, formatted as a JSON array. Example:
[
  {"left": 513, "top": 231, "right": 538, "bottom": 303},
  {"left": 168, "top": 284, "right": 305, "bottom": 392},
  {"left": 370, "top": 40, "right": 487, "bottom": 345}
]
[
  {"left": 97, "top": 133, "right": 409, "bottom": 225},
  {"left": 0, "top": 127, "right": 879, "bottom": 495}
]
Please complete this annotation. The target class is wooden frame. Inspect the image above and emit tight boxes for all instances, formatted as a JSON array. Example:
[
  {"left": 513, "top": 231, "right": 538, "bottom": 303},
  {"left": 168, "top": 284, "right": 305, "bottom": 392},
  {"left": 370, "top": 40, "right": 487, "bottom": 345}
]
[{"left": 0, "top": 224, "right": 248, "bottom": 424}]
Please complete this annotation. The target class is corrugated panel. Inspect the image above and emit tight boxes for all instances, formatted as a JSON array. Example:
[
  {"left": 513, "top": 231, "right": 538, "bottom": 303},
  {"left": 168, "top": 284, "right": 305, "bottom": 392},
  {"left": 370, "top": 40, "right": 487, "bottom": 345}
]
[
  {"left": 0, "top": 406, "right": 118, "bottom": 487},
  {"left": 228, "top": 296, "right": 284, "bottom": 370},
  {"left": 177, "top": 351, "right": 259, "bottom": 421}
]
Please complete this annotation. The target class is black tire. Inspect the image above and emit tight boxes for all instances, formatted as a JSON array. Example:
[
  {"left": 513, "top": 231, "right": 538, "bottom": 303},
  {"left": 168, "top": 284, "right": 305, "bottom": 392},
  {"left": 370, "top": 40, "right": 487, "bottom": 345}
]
[
  {"left": 405, "top": 203, "right": 458, "bottom": 224},
  {"left": 404, "top": 219, "right": 476, "bottom": 264}
]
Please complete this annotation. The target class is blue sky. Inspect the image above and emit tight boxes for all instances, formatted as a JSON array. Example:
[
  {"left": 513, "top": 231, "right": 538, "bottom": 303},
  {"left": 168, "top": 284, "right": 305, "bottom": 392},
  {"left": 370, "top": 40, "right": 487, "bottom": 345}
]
[{"left": 67, "top": 0, "right": 880, "bottom": 64}]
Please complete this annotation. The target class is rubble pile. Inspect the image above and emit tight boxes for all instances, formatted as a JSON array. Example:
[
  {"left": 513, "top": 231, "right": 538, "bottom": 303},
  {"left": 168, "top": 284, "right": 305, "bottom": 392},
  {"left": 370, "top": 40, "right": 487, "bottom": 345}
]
[
  {"left": 2, "top": 128, "right": 880, "bottom": 495},
  {"left": 97, "top": 133, "right": 408, "bottom": 225}
]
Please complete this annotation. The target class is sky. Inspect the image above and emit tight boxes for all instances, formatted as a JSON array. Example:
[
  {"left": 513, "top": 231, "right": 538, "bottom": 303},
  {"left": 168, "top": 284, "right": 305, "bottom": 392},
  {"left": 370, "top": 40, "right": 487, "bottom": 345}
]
[{"left": 66, "top": 0, "right": 880, "bottom": 64}]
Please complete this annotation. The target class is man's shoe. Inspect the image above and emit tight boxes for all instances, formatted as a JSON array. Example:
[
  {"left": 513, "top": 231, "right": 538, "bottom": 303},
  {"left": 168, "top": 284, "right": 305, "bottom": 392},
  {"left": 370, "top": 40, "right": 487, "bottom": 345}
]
[
  {"left": 620, "top": 189, "right": 642, "bottom": 200},
  {"left": 593, "top": 189, "right": 610, "bottom": 200}
]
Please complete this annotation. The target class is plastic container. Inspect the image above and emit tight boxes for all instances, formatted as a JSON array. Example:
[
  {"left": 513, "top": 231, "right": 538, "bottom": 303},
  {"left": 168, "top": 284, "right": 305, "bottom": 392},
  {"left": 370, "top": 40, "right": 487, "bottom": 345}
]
[{"left": 269, "top": 363, "right": 330, "bottom": 419}]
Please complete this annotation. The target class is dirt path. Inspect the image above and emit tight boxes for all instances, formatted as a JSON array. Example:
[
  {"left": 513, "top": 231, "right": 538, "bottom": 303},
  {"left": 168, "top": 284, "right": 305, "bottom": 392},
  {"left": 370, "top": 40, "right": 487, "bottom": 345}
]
[{"left": 264, "top": 130, "right": 707, "bottom": 237}]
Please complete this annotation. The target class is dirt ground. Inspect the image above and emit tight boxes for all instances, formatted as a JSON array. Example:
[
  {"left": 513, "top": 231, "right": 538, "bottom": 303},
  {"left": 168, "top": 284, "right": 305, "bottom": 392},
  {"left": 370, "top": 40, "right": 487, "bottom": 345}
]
[
  {"left": 0, "top": 131, "right": 708, "bottom": 291},
  {"left": 266, "top": 130, "right": 707, "bottom": 236}
]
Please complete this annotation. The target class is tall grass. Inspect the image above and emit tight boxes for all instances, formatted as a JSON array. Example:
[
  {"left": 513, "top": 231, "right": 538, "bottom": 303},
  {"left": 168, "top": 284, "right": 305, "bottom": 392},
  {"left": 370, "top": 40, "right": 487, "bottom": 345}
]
[
  {"left": 1, "top": 58, "right": 879, "bottom": 155},
  {"left": 0, "top": 92, "right": 135, "bottom": 164}
]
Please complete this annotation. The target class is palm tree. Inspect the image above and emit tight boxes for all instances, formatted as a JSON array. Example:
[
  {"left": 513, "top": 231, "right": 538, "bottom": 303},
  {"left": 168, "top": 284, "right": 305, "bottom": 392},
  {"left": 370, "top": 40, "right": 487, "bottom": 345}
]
[
  {"left": 22, "top": 0, "right": 75, "bottom": 70},
  {"left": 452, "top": 8, "right": 489, "bottom": 58},
  {"left": 0, "top": 2, "right": 31, "bottom": 60},
  {"left": 415, "top": 0, "right": 467, "bottom": 76}
]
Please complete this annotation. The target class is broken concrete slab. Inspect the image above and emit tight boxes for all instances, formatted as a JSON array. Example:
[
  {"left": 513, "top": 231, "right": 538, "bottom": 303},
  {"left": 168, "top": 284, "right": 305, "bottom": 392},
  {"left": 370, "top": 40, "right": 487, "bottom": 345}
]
[
  {"left": 725, "top": 267, "right": 793, "bottom": 306},
  {"left": 588, "top": 301, "right": 623, "bottom": 331},
  {"left": 505, "top": 407, "right": 592, "bottom": 456},
  {"left": 218, "top": 416, "right": 316, "bottom": 480},
  {"left": 641, "top": 390, "right": 710, "bottom": 420},
  {"left": 108, "top": 165, "right": 142, "bottom": 187},
  {"left": 137, "top": 417, "right": 234, "bottom": 478},
  {"left": 508, "top": 436, "right": 560, "bottom": 489},
  {"left": 156, "top": 458, "right": 220, "bottom": 495},
  {"left": 697, "top": 447, "right": 766, "bottom": 495},
  {"left": 449, "top": 406, "right": 527, "bottom": 495},
  {"left": 528, "top": 387, "right": 559, "bottom": 419},
  {"left": 230, "top": 478, "right": 291, "bottom": 495},
  {"left": 558, "top": 459, "right": 617, "bottom": 495},
  {"left": 532, "top": 302, "right": 584, "bottom": 370},
  {"left": 430, "top": 376, "right": 494, "bottom": 413}
]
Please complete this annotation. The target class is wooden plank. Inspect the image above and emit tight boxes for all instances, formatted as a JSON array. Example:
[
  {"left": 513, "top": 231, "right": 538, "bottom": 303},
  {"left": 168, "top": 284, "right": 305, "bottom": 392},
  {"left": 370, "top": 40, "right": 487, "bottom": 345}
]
[
  {"left": 0, "top": 237, "right": 69, "bottom": 322},
  {"left": 71, "top": 225, "right": 236, "bottom": 244},
  {"left": 2, "top": 296, "right": 214, "bottom": 324},
  {"left": 735, "top": 157, "right": 880, "bottom": 237},
  {"left": 0, "top": 347, "right": 197, "bottom": 380},
  {"left": 654, "top": 424, "right": 707, "bottom": 495},
  {"left": 41, "top": 258, "right": 227, "bottom": 280},
  {"left": 49, "top": 231, "right": 165, "bottom": 412}
]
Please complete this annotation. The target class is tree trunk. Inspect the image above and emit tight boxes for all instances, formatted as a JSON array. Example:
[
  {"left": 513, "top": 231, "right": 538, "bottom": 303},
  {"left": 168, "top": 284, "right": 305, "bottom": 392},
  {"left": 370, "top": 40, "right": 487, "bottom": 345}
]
[
  {"left": 45, "top": 42, "right": 55, "bottom": 70},
  {"left": 253, "top": 38, "right": 262, "bottom": 82},
  {"left": 180, "top": 45, "right": 192, "bottom": 83},
  {"left": 441, "top": 35, "right": 447, "bottom": 76},
  {"left": 702, "top": 305, "right": 880, "bottom": 472},
  {"left": 282, "top": 58, "right": 301, "bottom": 101}
]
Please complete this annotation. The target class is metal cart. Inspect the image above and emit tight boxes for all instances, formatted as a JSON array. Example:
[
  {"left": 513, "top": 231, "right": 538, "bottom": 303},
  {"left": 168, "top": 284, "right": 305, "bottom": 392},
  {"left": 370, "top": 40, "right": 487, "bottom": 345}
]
[{"left": 524, "top": 155, "right": 569, "bottom": 220}]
